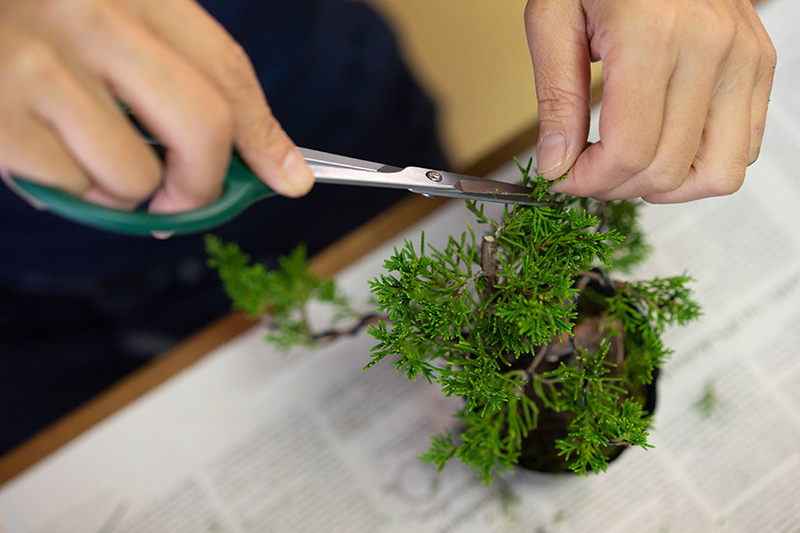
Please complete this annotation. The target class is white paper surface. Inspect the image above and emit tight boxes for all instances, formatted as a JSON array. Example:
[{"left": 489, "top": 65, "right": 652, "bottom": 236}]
[{"left": 2, "top": 0, "right": 800, "bottom": 530}]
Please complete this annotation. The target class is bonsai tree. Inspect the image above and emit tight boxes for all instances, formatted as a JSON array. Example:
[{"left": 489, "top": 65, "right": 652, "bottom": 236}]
[{"left": 207, "top": 160, "right": 701, "bottom": 485}]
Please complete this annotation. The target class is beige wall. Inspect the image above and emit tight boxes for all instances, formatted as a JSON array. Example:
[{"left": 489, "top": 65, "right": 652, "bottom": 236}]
[{"left": 365, "top": 0, "right": 536, "bottom": 169}]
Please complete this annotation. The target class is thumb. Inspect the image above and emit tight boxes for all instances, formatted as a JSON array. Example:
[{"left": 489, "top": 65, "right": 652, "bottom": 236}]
[{"left": 524, "top": 0, "right": 592, "bottom": 180}]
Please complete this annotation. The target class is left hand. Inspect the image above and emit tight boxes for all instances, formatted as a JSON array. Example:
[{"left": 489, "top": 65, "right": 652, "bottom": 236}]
[{"left": 524, "top": 0, "right": 777, "bottom": 203}]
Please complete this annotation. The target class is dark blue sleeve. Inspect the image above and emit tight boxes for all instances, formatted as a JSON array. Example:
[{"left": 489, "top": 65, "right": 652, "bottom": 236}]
[{"left": 198, "top": 0, "right": 320, "bottom": 99}]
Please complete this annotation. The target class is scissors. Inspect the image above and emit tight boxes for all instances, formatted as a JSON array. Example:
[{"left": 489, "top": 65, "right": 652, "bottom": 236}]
[{"left": 5, "top": 147, "right": 545, "bottom": 237}]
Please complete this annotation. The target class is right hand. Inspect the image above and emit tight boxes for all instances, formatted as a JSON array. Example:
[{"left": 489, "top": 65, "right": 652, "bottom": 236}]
[{"left": 0, "top": 0, "right": 314, "bottom": 214}]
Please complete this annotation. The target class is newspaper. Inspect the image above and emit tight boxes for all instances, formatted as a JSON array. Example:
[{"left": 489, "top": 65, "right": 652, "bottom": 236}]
[{"left": 2, "top": 0, "right": 800, "bottom": 530}]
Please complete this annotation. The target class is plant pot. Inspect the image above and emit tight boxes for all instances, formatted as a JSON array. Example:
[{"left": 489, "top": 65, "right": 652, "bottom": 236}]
[{"left": 508, "top": 269, "right": 659, "bottom": 473}]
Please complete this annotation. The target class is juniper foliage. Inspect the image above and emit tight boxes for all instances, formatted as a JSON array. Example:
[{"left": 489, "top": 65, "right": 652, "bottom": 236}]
[
  {"left": 365, "top": 160, "right": 700, "bottom": 482},
  {"left": 205, "top": 235, "right": 354, "bottom": 350}
]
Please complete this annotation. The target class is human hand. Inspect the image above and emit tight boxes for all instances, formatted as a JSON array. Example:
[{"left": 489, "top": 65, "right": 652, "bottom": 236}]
[
  {"left": 0, "top": 0, "right": 313, "bottom": 213},
  {"left": 524, "top": 0, "right": 776, "bottom": 203}
]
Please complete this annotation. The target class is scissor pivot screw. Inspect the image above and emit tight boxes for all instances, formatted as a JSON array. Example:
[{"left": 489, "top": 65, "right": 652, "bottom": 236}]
[{"left": 426, "top": 171, "right": 443, "bottom": 182}]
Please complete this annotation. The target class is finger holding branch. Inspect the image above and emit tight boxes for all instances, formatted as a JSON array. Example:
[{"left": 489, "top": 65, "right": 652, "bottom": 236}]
[{"left": 525, "top": 0, "right": 776, "bottom": 203}]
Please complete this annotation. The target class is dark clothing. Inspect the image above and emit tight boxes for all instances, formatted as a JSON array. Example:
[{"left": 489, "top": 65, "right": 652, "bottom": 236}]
[{"left": 0, "top": 0, "right": 447, "bottom": 454}]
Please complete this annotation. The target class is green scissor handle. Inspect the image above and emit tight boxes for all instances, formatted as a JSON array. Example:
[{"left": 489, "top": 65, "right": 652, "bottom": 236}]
[{"left": 9, "top": 153, "right": 277, "bottom": 237}]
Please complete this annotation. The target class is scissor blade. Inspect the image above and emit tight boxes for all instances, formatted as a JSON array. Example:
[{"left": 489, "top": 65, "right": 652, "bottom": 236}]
[
  {"left": 300, "top": 147, "right": 401, "bottom": 173},
  {"left": 402, "top": 169, "right": 548, "bottom": 206},
  {"left": 300, "top": 147, "right": 547, "bottom": 207},
  {"left": 451, "top": 178, "right": 547, "bottom": 206}
]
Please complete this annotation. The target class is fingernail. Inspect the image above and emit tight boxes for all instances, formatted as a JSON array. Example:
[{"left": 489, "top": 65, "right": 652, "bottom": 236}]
[
  {"left": 282, "top": 148, "right": 314, "bottom": 196},
  {"left": 537, "top": 131, "right": 567, "bottom": 176}
]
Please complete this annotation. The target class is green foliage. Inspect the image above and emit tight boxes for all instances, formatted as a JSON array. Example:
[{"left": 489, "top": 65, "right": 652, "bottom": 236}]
[
  {"left": 205, "top": 235, "right": 354, "bottom": 350},
  {"left": 365, "top": 161, "right": 701, "bottom": 482},
  {"left": 694, "top": 380, "right": 722, "bottom": 418},
  {"left": 572, "top": 196, "right": 652, "bottom": 272},
  {"left": 602, "top": 275, "right": 702, "bottom": 382}
]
